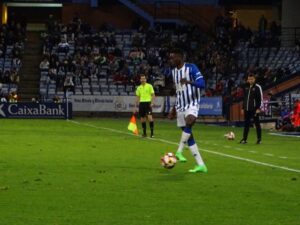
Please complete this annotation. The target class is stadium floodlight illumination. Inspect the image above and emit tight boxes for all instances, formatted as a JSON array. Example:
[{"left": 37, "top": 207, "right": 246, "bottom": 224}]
[{"left": 6, "top": 3, "right": 63, "bottom": 7}]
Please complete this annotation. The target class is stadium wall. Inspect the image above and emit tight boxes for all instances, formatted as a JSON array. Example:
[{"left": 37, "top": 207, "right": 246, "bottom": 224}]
[
  {"left": 0, "top": 3, "right": 3, "bottom": 24},
  {"left": 229, "top": 5, "right": 279, "bottom": 30},
  {"left": 139, "top": 3, "right": 223, "bottom": 30},
  {"left": 62, "top": 3, "right": 222, "bottom": 30},
  {"left": 62, "top": 3, "right": 142, "bottom": 28},
  {"left": 282, "top": 0, "right": 300, "bottom": 28}
]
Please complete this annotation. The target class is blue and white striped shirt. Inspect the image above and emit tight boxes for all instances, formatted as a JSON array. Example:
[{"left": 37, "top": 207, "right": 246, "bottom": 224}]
[{"left": 172, "top": 63, "right": 205, "bottom": 111}]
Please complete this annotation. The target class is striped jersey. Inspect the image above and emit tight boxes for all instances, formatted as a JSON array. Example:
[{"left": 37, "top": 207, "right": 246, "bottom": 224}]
[{"left": 172, "top": 63, "right": 204, "bottom": 111}]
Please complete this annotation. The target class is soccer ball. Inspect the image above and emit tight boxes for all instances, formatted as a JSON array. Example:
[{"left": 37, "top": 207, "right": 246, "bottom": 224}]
[
  {"left": 160, "top": 152, "right": 177, "bottom": 169},
  {"left": 226, "top": 131, "right": 235, "bottom": 140}
]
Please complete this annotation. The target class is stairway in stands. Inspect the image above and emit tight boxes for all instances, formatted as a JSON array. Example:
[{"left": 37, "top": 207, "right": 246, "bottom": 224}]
[{"left": 18, "top": 31, "right": 42, "bottom": 102}]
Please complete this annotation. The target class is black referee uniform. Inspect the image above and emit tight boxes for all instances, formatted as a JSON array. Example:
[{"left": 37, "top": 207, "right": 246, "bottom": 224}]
[{"left": 241, "top": 82, "right": 263, "bottom": 144}]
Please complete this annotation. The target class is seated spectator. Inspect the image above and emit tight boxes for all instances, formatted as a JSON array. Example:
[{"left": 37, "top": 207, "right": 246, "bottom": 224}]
[
  {"left": 48, "top": 67, "right": 57, "bottom": 81},
  {"left": 10, "top": 69, "right": 20, "bottom": 84},
  {"left": 0, "top": 83, "right": 4, "bottom": 98},
  {"left": 31, "top": 97, "right": 39, "bottom": 103},
  {"left": 53, "top": 95, "right": 61, "bottom": 103},
  {"left": 58, "top": 38, "right": 69, "bottom": 54},
  {"left": 3, "top": 71, "right": 11, "bottom": 83},
  {"left": 153, "top": 74, "right": 165, "bottom": 94},
  {"left": 12, "top": 57, "right": 22, "bottom": 72},
  {"left": 40, "top": 57, "right": 50, "bottom": 70},
  {"left": 9, "top": 91, "right": 18, "bottom": 102},
  {"left": 63, "top": 75, "right": 75, "bottom": 94},
  {"left": 94, "top": 53, "right": 107, "bottom": 66}
]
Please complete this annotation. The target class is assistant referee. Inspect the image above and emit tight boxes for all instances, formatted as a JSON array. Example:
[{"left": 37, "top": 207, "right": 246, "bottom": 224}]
[{"left": 135, "top": 74, "right": 155, "bottom": 138}]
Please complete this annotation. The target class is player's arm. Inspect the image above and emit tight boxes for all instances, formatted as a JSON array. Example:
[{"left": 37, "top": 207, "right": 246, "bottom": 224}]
[
  {"left": 167, "top": 83, "right": 177, "bottom": 120},
  {"left": 135, "top": 88, "right": 140, "bottom": 113},
  {"left": 255, "top": 84, "right": 263, "bottom": 114},
  {"left": 150, "top": 85, "right": 155, "bottom": 107},
  {"left": 168, "top": 105, "right": 176, "bottom": 120},
  {"left": 135, "top": 96, "right": 140, "bottom": 113},
  {"left": 151, "top": 93, "right": 155, "bottom": 108}
]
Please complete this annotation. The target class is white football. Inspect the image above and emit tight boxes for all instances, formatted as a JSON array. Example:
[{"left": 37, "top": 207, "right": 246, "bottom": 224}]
[
  {"left": 160, "top": 152, "right": 177, "bottom": 169},
  {"left": 227, "top": 131, "right": 235, "bottom": 140}
]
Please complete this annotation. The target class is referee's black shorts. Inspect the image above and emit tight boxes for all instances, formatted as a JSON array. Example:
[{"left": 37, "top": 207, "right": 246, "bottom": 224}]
[{"left": 139, "top": 102, "right": 152, "bottom": 117}]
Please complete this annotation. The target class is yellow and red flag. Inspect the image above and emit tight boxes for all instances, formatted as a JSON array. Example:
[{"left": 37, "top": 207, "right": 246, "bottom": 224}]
[{"left": 128, "top": 115, "right": 139, "bottom": 135}]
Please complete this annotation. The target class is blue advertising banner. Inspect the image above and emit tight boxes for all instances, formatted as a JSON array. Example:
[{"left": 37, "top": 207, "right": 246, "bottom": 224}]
[
  {"left": 199, "top": 97, "right": 223, "bottom": 116},
  {"left": 0, "top": 103, "right": 72, "bottom": 119}
]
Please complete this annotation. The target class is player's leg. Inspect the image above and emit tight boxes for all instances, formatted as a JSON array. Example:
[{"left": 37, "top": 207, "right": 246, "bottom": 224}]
[
  {"left": 147, "top": 104, "right": 154, "bottom": 138},
  {"left": 185, "top": 114, "right": 207, "bottom": 173},
  {"left": 175, "top": 111, "right": 187, "bottom": 162},
  {"left": 241, "top": 110, "right": 251, "bottom": 143},
  {"left": 139, "top": 103, "right": 147, "bottom": 137},
  {"left": 140, "top": 117, "right": 147, "bottom": 137},
  {"left": 254, "top": 113, "right": 262, "bottom": 144}
]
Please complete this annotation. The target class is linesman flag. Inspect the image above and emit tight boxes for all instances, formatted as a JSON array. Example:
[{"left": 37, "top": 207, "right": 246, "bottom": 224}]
[{"left": 128, "top": 114, "right": 139, "bottom": 135}]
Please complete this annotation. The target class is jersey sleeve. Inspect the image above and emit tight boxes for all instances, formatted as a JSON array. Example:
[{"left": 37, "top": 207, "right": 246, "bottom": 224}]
[
  {"left": 135, "top": 87, "right": 140, "bottom": 97},
  {"left": 189, "top": 63, "right": 205, "bottom": 88}
]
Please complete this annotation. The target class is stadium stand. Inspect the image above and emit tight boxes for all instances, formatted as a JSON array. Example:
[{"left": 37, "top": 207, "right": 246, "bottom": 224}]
[
  {"left": 36, "top": 12, "right": 299, "bottom": 111},
  {"left": 0, "top": 22, "right": 25, "bottom": 102}
]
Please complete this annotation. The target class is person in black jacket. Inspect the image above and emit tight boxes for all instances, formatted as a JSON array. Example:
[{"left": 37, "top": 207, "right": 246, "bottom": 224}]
[{"left": 240, "top": 74, "right": 263, "bottom": 144}]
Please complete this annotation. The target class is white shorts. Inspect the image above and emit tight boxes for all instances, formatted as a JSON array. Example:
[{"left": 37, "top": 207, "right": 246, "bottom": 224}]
[{"left": 177, "top": 105, "right": 199, "bottom": 127}]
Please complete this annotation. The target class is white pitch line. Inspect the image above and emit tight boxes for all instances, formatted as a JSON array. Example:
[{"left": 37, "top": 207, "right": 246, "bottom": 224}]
[
  {"left": 223, "top": 146, "right": 231, "bottom": 148},
  {"left": 68, "top": 120, "right": 300, "bottom": 174},
  {"left": 234, "top": 148, "right": 244, "bottom": 151},
  {"left": 279, "top": 156, "right": 288, "bottom": 159},
  {"left": 269, "top": 133, "right": 300, "bottom": 138},
  {"left": 249, "top": 151, "right": 257, "bottom": 154},
  {"left": 264, "top": 153, "right": 274, "bottom": 157}
]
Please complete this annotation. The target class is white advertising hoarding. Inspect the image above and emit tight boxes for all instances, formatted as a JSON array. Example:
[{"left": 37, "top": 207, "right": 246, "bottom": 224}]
[{"left": 71, "top": 95, "right": 165, "bottom": 112}]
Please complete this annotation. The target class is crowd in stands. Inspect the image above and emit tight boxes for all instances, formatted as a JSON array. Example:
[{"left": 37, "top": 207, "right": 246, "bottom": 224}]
[
  {"left": 0, "top": 20, "right": 25, "bottom": 101},
  {"left": 38, "top": 13, "right": 300, "bottom": 117}
]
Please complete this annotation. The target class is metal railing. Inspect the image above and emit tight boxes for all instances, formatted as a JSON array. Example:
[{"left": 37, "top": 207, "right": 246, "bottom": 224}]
[
  {"left": 153, "top": 1, "right": 213, "bottom": 32},
  {"left": 281, "top": 27, "right": 300, "bottom": 47}
]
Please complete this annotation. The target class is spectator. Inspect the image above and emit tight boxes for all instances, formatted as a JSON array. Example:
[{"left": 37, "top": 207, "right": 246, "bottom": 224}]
[
  {"left": 63, "top": 75, "right": 75, "bottom": 95},
  {"left": 40, "top": 57, "right": 50, "bottom": 70},
  {"left": 0, "top": 83, "right": 5, "bottom": 98},
  {"left": 10, "top": 69, "right": 19, "bottom": 84},
  {"left": 9, "top": 91, "right": 18, "bottom": 102},
  {"left": 58, "top": 38, "right": 69, "bottom": 54}
]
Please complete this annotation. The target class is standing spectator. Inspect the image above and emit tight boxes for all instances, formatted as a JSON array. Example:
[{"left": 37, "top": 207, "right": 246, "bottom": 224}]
[{"left": 240, "top": 74, "right": 263, "bottom": 144}]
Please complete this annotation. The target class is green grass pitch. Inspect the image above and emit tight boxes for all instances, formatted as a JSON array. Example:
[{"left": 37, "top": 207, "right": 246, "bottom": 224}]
[{"left": 0, "top": 118, "right": 299, "bottom": 225}]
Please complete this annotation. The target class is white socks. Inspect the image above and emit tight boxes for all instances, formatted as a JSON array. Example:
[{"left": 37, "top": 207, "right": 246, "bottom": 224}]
[
  {"left": 176, "top": 131, "right": 191, "bottom": 153},
  {"left": 189, "top": 144, "right": 205, "bottom": 166}
]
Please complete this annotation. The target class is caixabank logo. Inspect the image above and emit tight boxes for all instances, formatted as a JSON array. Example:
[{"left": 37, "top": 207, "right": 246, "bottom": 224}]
[{"left": 0, "top": 103, "right": 71, "bottom": 119}]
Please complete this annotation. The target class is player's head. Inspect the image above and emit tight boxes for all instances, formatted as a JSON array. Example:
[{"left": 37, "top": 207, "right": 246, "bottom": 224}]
[
  {"left": 140, "top": 74, "right": 147, "bottom": 85},
  {"left": 247, "top": 73, "right": 256, "bottom": 85},
  {"left": 169, "top": 48, "right": 184, "bottom": 68}
]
